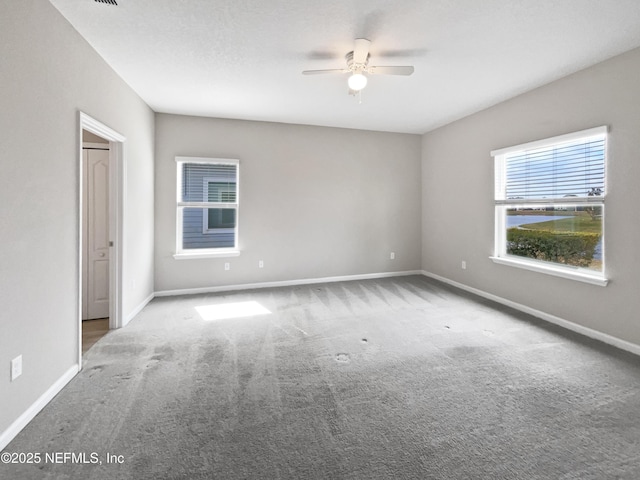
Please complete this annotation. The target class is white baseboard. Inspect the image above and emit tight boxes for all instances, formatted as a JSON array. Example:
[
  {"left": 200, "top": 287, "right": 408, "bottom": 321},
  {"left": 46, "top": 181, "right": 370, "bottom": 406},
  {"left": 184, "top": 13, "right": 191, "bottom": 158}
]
[
  {"left": 422, "top": 270, "right": 640, "bottom": 357},
  {"left": 124, "top": 291, "right": 155, "bottom": 326},
  {"left": 0, "top": 364, "right": 79, "bottom": 452},
  {"left": 155, "top": 270, "right": 424, "bottom": 297}
]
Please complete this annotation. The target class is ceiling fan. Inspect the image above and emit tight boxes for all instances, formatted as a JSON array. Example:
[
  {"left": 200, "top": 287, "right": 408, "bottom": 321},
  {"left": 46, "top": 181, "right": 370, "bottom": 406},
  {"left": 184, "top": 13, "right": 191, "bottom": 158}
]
[{"left": 302, "top": 38, "right": 414, "bottom": 95}]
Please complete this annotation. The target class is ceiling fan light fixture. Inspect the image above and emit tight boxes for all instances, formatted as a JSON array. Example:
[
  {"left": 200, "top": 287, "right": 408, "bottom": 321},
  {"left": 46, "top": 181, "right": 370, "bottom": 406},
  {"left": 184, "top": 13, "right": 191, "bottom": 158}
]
[
  {"left": 302, "top": 39, "right": 414, "bottom": 97},
  {"left": 348, "top": 73, "right": 367, "bottom": 91}
]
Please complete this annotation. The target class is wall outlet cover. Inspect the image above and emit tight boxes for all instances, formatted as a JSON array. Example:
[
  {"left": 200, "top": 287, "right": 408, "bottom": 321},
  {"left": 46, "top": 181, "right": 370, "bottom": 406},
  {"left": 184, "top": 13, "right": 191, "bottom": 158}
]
[{"left": 11, "top": 355, "right": 22, "bottom": 381}]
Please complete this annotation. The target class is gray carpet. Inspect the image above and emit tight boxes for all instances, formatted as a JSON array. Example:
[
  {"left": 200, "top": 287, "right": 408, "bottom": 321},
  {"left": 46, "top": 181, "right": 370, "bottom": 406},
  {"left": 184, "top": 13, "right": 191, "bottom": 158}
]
[{"left": 3, "top": 275, "right": 640, "bottom": 479}]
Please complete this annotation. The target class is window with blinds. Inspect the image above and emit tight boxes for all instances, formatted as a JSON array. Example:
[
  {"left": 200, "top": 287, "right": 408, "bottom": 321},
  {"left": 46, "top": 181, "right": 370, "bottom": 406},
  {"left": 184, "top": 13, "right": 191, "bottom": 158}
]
[
  {"left": 491, "top": 127, "right": 608, "bottom": 284},
  {"left": 175, "top": 157, "right": 239, "bottom": 255}
]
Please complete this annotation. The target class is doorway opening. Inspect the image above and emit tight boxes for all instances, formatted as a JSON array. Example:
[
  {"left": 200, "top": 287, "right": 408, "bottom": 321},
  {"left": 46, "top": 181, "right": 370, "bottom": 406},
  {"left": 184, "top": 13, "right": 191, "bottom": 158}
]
[
  {"left": 82, "top": 133, "right": 110, "bottom": 353},
  {"left": 78, "top": 112, "right": 126, "bottom": 366}
]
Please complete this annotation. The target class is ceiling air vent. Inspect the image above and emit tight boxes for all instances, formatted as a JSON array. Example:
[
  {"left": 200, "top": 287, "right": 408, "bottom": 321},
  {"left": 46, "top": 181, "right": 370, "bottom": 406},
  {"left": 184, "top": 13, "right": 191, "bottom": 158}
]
[{"left": 95, "top": 0, "right": 118, "bottom": 5}]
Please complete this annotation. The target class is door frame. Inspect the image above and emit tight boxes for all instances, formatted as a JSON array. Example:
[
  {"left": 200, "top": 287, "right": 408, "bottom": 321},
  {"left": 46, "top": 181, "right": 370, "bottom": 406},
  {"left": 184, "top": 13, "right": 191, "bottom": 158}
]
[{"left": 78, "top": 112, "right": 126, "bottom": 367}]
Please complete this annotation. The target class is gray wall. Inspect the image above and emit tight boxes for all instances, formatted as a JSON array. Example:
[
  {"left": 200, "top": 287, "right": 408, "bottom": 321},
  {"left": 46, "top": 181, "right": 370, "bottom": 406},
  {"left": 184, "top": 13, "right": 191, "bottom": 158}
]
[
  {"left": 0, "top": 1, "right": 155, "bottom": 436},
  {"left": 422, "top": 47, "right": 640, "bottom": 345},
  {"left": 155, "top": 114, "right": 422, "bottom": 292}
]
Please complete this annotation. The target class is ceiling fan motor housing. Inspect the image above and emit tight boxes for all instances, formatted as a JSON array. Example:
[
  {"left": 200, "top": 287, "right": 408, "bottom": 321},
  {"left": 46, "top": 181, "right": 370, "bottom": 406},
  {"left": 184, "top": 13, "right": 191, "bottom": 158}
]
[{"left": 346, "top": 51, "right": 370, "bottom": 72}]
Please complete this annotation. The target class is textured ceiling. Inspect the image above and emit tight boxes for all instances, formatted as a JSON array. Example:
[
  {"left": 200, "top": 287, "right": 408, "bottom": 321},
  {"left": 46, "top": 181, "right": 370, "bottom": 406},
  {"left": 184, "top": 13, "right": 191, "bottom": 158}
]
[{"left": 50, "top": 0, "right": 640, "bottom": 134}]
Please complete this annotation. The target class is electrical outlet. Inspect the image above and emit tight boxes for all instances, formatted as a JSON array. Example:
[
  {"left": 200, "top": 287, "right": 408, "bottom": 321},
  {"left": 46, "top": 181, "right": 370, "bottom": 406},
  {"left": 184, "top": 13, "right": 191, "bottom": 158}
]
[
  {"left": 258, "top": 260, "right": 264, "bottom": 268},
  {"left": 11, "top": 355, "right": 22, "bottom": 381},
  {"left": 461, "top": 260, "right": 467, "bottom": 270},
  {"left": 390, "top": 252, "right": 395, "bottom": 260},
  {"left": 224, "top": 262, "right": 230, "bottom": 271}
]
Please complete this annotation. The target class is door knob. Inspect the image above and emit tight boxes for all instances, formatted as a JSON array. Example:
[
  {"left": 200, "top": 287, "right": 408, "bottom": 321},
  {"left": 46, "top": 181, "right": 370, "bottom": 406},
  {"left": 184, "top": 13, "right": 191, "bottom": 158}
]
[{"left": 98, "top": 252, "right": 105, "bottom": 257}]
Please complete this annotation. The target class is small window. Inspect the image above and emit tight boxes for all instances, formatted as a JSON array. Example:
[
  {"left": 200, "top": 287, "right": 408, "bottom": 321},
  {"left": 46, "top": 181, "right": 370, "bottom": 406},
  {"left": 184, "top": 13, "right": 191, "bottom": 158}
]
[
  {"left": 176, "top": 157, "right": 239, "bottom": 256},
  {"left": 491, "top": 126, "right": 607, "bottom": 285}
]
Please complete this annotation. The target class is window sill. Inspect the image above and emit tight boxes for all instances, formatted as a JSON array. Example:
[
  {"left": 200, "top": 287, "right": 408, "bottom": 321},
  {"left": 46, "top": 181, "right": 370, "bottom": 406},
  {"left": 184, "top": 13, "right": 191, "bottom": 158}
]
[
  {"left": 173, "top": 250, "right": 240, "bottom": 260},
  {"left": 490, "top": 256, "right": 608, "bottom": 287}
]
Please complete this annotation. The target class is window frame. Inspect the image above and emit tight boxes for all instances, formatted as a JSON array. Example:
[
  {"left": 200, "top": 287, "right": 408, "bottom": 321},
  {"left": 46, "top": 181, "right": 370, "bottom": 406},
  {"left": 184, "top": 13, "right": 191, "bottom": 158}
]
[
  {"left": 490, "top": 126, "right": 608, "bottom": 286},
  {"left": 174, "top": 157, "right": 240, "bottom": 259}
]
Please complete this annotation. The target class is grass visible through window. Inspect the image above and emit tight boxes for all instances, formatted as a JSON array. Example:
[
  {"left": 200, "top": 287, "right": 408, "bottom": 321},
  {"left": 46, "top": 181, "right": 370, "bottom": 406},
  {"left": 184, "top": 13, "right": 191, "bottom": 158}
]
[{"left": 506, "top": 209, "right": 603, "bottom": 271}]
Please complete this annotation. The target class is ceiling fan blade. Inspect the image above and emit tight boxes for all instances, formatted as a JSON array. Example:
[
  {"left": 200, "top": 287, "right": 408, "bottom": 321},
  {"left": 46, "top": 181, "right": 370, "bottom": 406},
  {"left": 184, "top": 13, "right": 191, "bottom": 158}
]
[
  {"left": 353, "top": 38, "right": 371, "bottom": 65},
  {"left": 367, "top": 65, "right": 414, "bottom": 76},
  {"left": 302, "top": 69, "right": 348, "bottom": 75}
]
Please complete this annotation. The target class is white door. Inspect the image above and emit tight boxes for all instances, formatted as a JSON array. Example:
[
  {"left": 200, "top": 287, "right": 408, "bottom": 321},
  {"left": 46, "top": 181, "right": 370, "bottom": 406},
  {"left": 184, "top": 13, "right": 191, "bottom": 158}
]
[{"left": 83, "top": 147, "right": 110, "bottom": 319}]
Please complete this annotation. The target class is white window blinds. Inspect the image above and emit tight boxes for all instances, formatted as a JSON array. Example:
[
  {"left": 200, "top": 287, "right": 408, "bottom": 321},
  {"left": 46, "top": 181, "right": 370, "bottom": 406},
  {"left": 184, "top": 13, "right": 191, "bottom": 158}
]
[
  {"left": 505, "top": 137, "right": 605, "bottom": 200},
  {"left": 492, "top": 126, "right": 607, "bottom": 203},
  {"left": 181, "top": 163, "right": 237, "bottom": 203}
]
